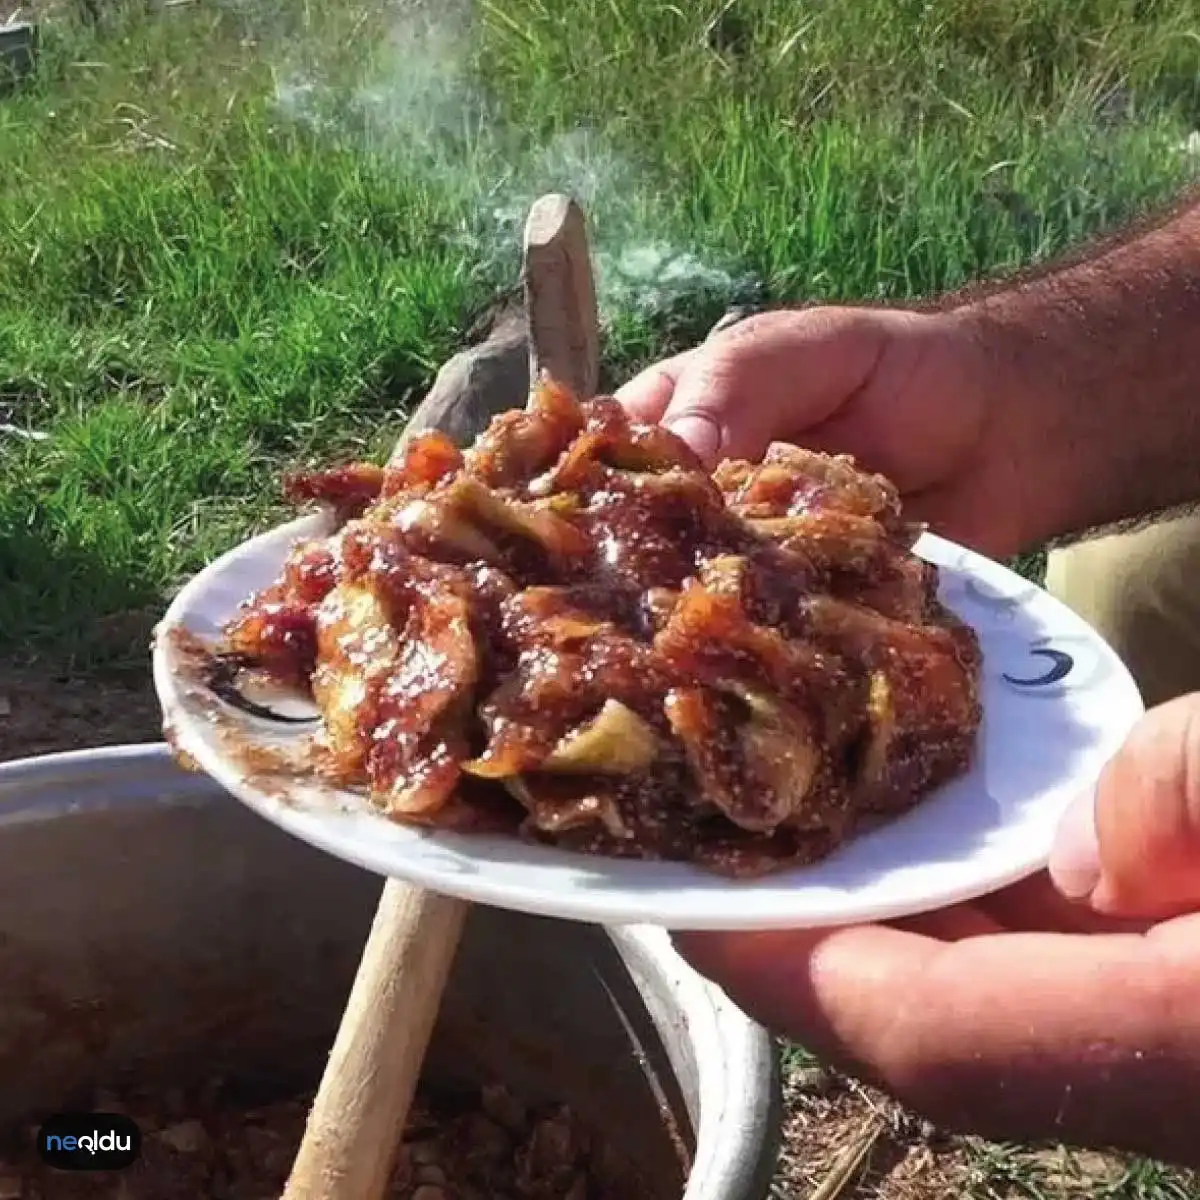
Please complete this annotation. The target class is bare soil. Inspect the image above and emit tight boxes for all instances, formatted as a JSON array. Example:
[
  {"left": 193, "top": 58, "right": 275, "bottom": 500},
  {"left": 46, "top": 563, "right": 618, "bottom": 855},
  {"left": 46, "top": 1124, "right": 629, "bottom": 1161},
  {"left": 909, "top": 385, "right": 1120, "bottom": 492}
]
[{"left": 0, "top": 665, "right": 161, "bottom": 764}]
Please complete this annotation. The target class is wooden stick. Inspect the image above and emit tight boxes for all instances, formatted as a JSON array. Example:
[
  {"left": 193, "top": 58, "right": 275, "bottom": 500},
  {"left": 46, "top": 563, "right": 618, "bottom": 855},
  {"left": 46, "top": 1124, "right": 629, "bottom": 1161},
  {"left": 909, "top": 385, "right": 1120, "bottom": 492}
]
[
  {"left": 522, "top": 193, "right": 600, "bottom": 398},
  {"left": 281, "top": 886, "right": 467, "bottom": 1199},
  {"left": 281, "top": 193, "right": 600, "bottom": 1200}
]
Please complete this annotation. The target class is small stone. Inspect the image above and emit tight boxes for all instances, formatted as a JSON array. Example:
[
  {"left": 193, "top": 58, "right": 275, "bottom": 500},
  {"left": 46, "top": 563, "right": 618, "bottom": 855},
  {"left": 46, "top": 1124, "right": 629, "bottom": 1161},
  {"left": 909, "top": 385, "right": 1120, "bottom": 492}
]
[
  {"left": 791, "top": 1065, "right": 834, "bottom": 1094},
  {"left": 92, "top": 1088, "right": 128, "bottom": 1115},
  {"left": 481, "top": 1083, "right": 526, "bottom": 1133},
  {"left": 156, "top": 1119, "right": 209, "bottom": 1153},
  {"left": 462, "top": 1114, "right": 509, "bottom": 1161},
  {"left": 525, "top": 1115, "right": 574, "bottom": 1172},
  {"left": 128, "top": 1109, "right": 161, "bottom": 1133},
  {"left": 397, "top": 326, "right": 528, "bottom": 455}
]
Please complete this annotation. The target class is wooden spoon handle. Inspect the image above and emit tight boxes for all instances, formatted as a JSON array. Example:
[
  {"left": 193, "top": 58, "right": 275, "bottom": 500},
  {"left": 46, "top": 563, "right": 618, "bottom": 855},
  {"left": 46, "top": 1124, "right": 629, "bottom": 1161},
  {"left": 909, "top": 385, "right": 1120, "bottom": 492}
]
[
  {"left": 523, "top": 193, "right": 600, "bottom": 399},
  {"left": 281, "top": 884, "right": 468, "bottom": 1200}
]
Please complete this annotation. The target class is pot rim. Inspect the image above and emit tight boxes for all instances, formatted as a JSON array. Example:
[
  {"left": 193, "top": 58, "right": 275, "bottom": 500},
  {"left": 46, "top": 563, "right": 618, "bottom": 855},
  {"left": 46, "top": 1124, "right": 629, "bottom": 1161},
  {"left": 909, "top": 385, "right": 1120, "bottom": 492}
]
[{"left": 0, "top": 742, "right": 782, "bottom": 1200}]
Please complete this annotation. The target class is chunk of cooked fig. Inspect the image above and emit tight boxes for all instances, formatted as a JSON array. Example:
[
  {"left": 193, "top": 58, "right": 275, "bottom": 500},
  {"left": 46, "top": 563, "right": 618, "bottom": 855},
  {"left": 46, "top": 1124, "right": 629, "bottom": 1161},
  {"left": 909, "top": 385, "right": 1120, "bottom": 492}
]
[
  {"left": 391, "top": 495, "right": 505, "bottom": 565},
  {"left": 384, "top": 429, "right": 463, "bottom": 494},
  {"left": 541, "top": 699, "right": 661, "bottom": 775},
  {"left": 665, "top": 685, "right": 822, "bottom": 833},
  {"left": 443, "top": 477, "right": 591, "bottom": 568},
  {"left": 506, "top": 775, "right": 633, "bottom": 840},
  {"left": 363, "top": 587, "right": 481, "bottom": 817},
  {"left": 464, "top": 378, "right": 584, "bottom": 487},
  {"left": 857, "top": 669, "right": 896, "bottom": 786},
  {"left": 311, "top": 579, "right": 402, "bottom": 774}
]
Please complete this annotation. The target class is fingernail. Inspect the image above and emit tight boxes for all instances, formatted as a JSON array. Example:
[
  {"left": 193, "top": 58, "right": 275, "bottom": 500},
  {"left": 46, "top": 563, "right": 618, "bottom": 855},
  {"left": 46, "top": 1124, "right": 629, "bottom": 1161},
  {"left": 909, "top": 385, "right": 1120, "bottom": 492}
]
[
  {"left": 1048, "top": 788, "right": 1101, "bottom": 901},
  {"left": 664, "top": 413, "right": 721, "bottom": 463}
]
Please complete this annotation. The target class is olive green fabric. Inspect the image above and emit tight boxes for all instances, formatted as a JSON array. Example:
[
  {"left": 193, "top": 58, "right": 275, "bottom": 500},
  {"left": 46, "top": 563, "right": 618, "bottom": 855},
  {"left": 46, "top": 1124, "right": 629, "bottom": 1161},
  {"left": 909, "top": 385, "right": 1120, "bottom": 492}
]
[{"left": 1047, "top": 510, "right": 1200, "bottom": 710}]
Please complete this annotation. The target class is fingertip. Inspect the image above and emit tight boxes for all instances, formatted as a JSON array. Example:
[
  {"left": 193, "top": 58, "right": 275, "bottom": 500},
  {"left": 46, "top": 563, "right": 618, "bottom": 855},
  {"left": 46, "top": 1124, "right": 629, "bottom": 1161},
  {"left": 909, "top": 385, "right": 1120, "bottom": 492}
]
[
  {"left": 1048, "top": 788, "right": 1101, "bottom": 904},
  {"left": 1058, "top": 696, "right": 1200, "bottom": 920}
]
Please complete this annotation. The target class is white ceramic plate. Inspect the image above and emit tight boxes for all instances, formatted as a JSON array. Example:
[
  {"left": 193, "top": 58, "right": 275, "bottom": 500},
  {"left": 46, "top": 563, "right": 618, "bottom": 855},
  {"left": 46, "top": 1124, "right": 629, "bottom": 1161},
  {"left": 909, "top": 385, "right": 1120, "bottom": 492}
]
[{"left": 152, "top": 513, "right": 1143, "bottom": 930}]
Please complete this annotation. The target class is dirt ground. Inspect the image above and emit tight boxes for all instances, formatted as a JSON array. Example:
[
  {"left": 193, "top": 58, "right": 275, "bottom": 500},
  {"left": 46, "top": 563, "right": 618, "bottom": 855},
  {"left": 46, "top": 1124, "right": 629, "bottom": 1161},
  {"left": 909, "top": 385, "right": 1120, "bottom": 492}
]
[
  {"left": 0, "top": 600, "right": 165, "bottom": 762},
  {"left": 0, "top": 664, "right": 161, "bottom": 763}
]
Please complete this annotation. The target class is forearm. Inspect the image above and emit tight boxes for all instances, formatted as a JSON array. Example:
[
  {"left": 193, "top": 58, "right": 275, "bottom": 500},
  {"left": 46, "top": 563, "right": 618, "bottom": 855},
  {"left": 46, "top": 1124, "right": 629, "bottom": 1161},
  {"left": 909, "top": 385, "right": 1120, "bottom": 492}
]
[{"left": 952, "top": 192, "right": 1200, "bottom": 549}]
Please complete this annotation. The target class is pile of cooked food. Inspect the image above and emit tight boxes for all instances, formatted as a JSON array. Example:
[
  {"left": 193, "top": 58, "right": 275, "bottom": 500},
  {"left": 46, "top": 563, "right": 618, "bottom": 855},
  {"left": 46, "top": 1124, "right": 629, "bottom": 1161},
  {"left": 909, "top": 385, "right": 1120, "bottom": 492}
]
[{"left": 211, "top": 378, "right": 983, "bottom": 877}]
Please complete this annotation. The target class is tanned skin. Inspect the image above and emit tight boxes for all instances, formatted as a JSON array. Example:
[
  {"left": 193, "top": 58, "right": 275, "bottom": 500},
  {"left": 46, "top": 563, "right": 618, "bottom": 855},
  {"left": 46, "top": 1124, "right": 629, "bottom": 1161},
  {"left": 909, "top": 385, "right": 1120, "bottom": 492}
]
[{"left": 955, "top": 189, "right": 1200, "bottom": 547}]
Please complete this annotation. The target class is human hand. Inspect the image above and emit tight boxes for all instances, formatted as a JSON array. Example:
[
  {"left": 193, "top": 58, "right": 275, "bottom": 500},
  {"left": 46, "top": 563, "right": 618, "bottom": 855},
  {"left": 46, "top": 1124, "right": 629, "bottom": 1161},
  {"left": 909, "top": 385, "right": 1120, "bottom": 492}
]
[
  {"left": 672, "top": 694, "right": 1200, "bottom": 1168},
  {"left": 616, "top": 306, "right": 1031, "bottom": 559}
]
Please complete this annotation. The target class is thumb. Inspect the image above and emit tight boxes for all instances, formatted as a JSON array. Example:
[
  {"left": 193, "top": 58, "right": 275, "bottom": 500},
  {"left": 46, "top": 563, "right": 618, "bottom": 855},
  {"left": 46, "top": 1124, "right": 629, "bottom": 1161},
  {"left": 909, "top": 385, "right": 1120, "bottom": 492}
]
[
  {"left": 613, "top": 348, "right": 694, "bottom": 426},
  {"left": 653, "top": 310, "right": 845, "bottom": 467},
  {"left": 653, "top": 306, "right": 921, "bottom": 467},
  {"left": 1049, "top": 693, "right": 1200, "bottom": 920}
]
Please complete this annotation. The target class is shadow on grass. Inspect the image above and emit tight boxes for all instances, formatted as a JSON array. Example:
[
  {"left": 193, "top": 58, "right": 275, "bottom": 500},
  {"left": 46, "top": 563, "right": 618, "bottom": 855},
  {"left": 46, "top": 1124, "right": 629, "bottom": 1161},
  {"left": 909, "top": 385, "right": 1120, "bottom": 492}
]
[{"left": 0, "top": 528, "right": 169, "bottom": 672}]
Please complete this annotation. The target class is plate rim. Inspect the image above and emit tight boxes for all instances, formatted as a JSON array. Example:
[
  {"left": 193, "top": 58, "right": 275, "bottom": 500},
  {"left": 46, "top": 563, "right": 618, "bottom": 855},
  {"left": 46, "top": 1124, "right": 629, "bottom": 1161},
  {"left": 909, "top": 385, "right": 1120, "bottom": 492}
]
[{"left": 151, "top": 515, "right": 1145, "bottom": 930}]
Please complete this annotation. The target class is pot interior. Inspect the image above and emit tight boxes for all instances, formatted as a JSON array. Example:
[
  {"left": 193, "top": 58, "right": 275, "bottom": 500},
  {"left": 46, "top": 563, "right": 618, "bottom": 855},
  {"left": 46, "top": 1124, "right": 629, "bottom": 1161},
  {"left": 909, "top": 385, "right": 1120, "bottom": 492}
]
[{"left": 0, "top": 790, "right": 694, "bottom": 1197}]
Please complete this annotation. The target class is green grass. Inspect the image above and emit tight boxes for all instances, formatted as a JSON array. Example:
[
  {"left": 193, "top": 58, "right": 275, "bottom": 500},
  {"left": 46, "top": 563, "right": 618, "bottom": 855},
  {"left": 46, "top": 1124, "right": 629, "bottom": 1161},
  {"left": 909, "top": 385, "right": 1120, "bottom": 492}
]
[{"left": 1, "top": 0, "right": 1197, "bottom": 666}]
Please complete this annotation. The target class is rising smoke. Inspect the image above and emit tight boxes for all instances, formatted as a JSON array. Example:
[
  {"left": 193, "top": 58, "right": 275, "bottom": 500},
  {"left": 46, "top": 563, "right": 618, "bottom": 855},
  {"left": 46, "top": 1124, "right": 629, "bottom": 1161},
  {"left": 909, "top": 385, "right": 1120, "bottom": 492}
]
[{"left": 269, "top": 0, "right": 762, "bottom": 328}]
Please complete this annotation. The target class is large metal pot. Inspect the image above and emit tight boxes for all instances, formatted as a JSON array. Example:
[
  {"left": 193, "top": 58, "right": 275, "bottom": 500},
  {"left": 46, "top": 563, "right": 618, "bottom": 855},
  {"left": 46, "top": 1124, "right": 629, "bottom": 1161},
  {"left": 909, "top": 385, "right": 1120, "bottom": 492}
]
[{"left": 0, "top": 744, "right": 781, "bottom": 1198}]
